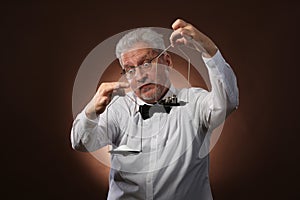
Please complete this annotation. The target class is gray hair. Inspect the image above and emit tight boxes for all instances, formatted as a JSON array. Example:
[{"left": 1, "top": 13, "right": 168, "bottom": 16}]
[{"left": 115, "top": 28, "right": 166, "bottom": 60}]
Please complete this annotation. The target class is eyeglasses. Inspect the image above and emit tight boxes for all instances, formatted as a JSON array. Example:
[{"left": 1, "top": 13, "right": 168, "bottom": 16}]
[
  {"left": 121, "top": 45, "right": 172, "bottom": 80},
  {"left": 121, "top": 53, "right": 161, "bottom": 80}
]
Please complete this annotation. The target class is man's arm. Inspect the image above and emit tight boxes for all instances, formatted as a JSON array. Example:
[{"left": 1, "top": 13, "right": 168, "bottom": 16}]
[
  {"left": 170, "top": 19, "right": 239, "bottom": 129},
  {"left": 201, "top": 51, "right": 239, "bottom": 128},
  {"left": 71, "top": 82, "right": 129, "bottom": 151}
]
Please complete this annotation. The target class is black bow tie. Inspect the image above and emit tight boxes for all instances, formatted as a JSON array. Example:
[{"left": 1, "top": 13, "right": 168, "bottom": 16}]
[{"left": 139, "top": 104, "right": 172, "bottom": 120}]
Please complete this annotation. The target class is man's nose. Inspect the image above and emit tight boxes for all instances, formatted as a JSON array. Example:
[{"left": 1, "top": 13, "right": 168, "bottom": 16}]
[{"left": 135, "top": 67, "right": 148, "bottom": 82}]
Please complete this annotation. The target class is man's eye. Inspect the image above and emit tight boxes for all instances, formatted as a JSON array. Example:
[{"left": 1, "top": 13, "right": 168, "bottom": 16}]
[
  {"left": 143, "top": 62, "right": 151, "bottom": 68},
  {"left": 127, "top": 68, "right": 135, "bottom": 74}
]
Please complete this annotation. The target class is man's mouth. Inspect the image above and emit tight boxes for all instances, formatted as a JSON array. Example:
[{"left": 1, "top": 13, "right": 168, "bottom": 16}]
[{"left": 140, "top": 83, "right": 156, "bottom": 93}]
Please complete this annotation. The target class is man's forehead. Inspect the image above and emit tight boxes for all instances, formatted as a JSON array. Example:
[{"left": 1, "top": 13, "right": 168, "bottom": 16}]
[
  {"left": 120, "top": 50, "right": 156, "bottom": 67},
  {"left": 122, "top": 48, "right": 152, "bottom": 59},
  {"left": 121, "top": 42, "right": 156, "bottom": 56}
]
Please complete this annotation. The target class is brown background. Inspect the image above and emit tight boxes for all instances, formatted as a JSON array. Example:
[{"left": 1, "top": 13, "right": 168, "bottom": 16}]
[{"left": 1, "top": 0, "right": 299, "bottom": 199}]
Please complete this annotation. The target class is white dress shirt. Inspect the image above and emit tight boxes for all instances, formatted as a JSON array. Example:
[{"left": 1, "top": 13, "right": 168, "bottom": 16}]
[{"left": 71, "top": 50, "right": 239, "bottom": 200}]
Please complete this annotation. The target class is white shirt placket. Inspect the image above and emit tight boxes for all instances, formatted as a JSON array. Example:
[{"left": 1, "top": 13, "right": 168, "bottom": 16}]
[{"left": 145, "top": 117, "right": 159, "bottom": 200}]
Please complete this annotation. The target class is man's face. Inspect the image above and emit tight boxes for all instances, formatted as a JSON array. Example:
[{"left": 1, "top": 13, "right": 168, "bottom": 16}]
[{"left": 121, "top": 44, "right": 172, "bottom": 103}]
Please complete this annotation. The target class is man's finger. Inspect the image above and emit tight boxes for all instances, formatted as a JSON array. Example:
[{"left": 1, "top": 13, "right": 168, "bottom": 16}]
[
  {"left": 180, "top": 29, "right": 193, "bottom": 40},
  {"left": 98, "top": 82, "right": 129, "bottom": 96},
  {"left": 170, "top": 29, "right": 182, "bottom": 46},
  {"left": 172, "top": 19, "right": 187, "bottom": 30},
  {"left": 114, "top": 82, "right": 130, "bottom": 89}
]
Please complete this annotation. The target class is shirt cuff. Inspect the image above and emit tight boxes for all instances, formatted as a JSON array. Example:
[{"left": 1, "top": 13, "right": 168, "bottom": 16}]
[
  {"left": 80, "top": 107, "right": 99, "bottom": 129},
  {"left": 202, "top": 50, "right": 226, "bottom": 70}
]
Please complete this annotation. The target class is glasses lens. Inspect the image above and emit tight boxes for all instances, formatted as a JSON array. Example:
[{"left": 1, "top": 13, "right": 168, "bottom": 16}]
[{"left": 126, "top": 68, "right": 135, "bottom": 79}]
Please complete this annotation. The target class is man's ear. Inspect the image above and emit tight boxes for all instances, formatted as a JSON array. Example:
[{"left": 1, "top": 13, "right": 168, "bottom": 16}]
[{"left": 163, "top": 53, "right": 173, "bottom": 67}]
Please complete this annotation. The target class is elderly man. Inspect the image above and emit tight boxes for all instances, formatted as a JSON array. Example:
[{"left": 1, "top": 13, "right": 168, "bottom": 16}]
[{"left": 71, "top": 19, "right": 239, "bottom": 200}]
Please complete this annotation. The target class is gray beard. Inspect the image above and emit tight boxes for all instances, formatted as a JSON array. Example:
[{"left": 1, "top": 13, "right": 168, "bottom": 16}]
[{"left": 140, "top": 86, "right": 163, "bottom": 101}]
